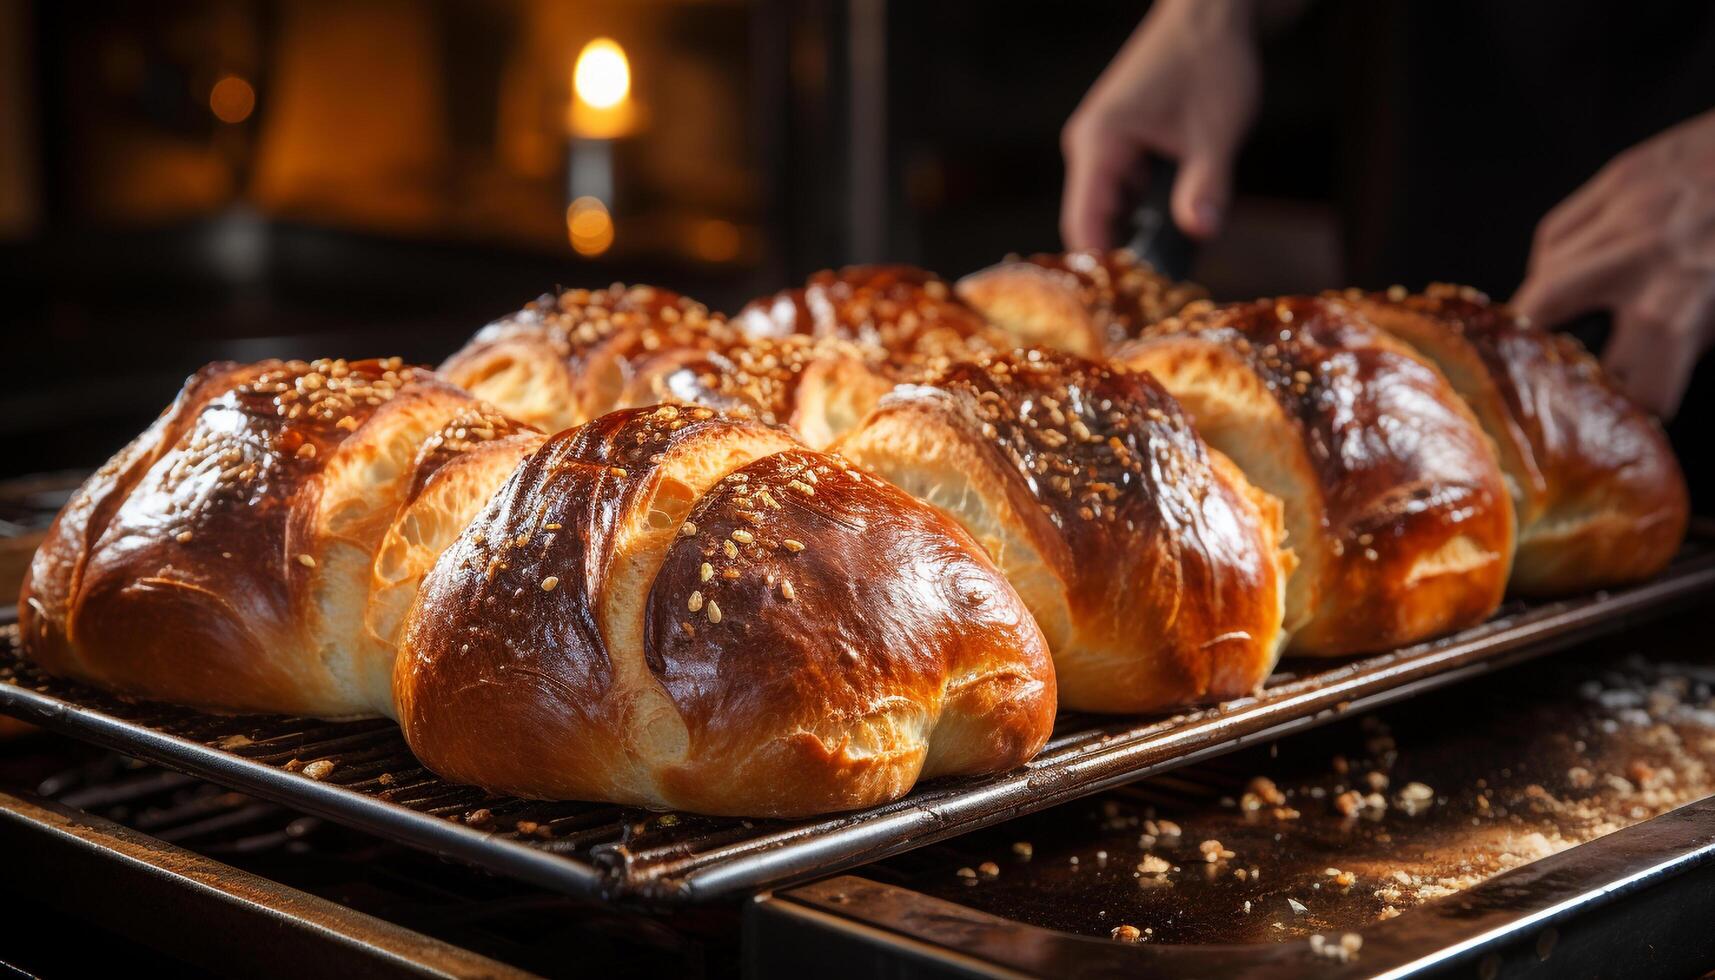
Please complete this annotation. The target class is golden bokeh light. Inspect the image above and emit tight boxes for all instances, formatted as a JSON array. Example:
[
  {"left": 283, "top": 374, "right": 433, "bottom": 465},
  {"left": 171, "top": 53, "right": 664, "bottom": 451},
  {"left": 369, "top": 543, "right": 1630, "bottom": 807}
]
[
  {"left": 573, "top": 38, "right": 630, "bottom": 110},
  {"left": 567, "top": 196, "right": 614, "bottom": 256},
  {"left": 209, "top": 75, "right": 256, "bottom": 124},
  {"left": 690, "top": 218, "right": 742, "bottom": 263}
]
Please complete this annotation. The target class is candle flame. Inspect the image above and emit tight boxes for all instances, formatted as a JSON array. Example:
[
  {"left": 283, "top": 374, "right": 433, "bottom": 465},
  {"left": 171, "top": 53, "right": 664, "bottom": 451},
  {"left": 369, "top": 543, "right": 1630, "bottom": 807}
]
[{"left": 573, "top": 39, "right": 630, "bottom": 111}]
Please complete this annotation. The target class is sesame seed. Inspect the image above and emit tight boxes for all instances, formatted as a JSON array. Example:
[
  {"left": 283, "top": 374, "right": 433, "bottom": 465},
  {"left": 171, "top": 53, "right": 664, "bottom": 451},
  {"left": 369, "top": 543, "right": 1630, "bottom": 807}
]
[
  {"left": 706, "top": 600, "right": 722, "bottom": 623},
  {"left": 700, "top": 562, "right": 714, "bottom": 582},
  {"left": 540, "top": 576, "right": 559, "bottom": 592},
  {"left": 781, "top": 580, "right": 796, "bottom": 601},
  {"left": 174, "top": 530, "right": 194, "bottom": 543},
  {"left": 783, "top": 539, "right": 805, "bottom": 552},
  {"left": 297, "top": 554, "right": 317, "bottom": 568},
  {"left": 688, "top": 590, "right": 705, "bottom": 612},
  {"left": 723, "top": 540, "right": 739, "bottom": 559},
  {"left": 545, "top": 522, "right": 562, "bottom": 531},
  {"left": 788, "top": 479, "right": 815, "bottom": 495},
  {"left": 335, "top": 415, "right": 358, "bottom": 431},
  {"left": 731, "top": 529, "right": 754, "bottom": 544},
  {"left": 609, "top": 466, "right": 628, "bottom": 478},
  {"left": 679, "top": 522, "right": 698, "bottom": 537},
  {"left": 296, "top": 443, "right": 317, "bottom": 459}
]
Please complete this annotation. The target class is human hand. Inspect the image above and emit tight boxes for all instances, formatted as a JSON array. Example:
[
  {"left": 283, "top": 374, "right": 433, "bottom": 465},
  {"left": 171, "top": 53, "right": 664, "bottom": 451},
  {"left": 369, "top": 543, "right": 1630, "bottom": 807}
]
[
  {"left": 1513, "top": 108, "right": 1715, "bottom": 418},
  {"left": 1060, "top": 0, "right": 1261, "bottom": 249}
]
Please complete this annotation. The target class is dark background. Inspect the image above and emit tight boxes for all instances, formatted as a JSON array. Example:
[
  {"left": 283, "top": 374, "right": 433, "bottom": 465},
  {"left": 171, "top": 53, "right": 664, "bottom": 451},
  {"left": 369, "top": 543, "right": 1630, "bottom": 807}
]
[{"left": 0, "top": 0, "right": 1710, "bottom": 500}]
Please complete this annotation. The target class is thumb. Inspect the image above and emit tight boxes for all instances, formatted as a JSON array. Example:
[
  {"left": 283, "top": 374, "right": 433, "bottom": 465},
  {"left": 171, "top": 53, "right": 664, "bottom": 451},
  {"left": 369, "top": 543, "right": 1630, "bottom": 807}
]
[{"left": 1171, "top": 139, "right": 1236, "bottom": 241}]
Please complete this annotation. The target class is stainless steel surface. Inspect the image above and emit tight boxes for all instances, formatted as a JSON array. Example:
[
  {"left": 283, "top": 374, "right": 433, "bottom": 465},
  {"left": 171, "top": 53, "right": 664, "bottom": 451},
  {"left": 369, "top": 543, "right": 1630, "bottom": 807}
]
[
  {"left": 3, "top": 537, "right": 1713, "bottom": 904},
  {"left": 753, "top": 796, "right": 1715, "bottom": 979}
]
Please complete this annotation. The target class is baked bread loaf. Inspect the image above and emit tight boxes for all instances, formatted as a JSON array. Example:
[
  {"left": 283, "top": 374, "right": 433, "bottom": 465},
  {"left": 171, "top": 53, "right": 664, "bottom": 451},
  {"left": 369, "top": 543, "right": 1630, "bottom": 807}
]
[
  {"left": 394, "top": 405, "right": 1055, "bottom": 816},
  {"left": 957, "top": 249, "right": 1206, "bottom": 356},
  {"left": 1117, "top": 298, "right": 1516, "bottom": 656},
  {"left": 736, "top": 265, "right": 1005, "bottom": 358},
  {"left": 20, "top": 358, "right": 516, "bottom": 717},
  {"left": 439, "top": 284, "right": 724, "bottom": 434},
  {"left": 838, "top": 350, "right": 1290, "bottom": 711},
  {"left": 1338, "top": 285, "right": 1688, "bottom": 596},
  {"left": 21, "top": 361, "right": 1056, "bottom": 816},
  {"left": 614, "top": 334, "right": 899, "bottom": 451}
]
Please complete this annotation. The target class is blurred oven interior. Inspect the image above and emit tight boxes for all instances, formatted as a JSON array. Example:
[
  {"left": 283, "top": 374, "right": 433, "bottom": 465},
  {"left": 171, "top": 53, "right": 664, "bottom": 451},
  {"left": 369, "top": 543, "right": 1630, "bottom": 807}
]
[
  {"left": 0, "top": 0, "right": 1356, "bottom": 481},
  {"left": 4, "top": 2, "right": 1715, "bottom": 978}
]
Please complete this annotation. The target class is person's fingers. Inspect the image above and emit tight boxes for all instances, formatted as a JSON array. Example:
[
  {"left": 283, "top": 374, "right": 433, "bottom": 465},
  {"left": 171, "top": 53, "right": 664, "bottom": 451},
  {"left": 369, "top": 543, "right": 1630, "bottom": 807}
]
[
  {"left": 1600, "top": 277, "right": 1715, "bottom": 418},
  {"left": 1170, "top": 138, "right": 1235, "bottom": 240},
  {"left": 1512, "top": 230, "right": 1655, "bottom": 328},
  {"left": 1061, "top": 120, "right": 1145, "bottom": 250}
]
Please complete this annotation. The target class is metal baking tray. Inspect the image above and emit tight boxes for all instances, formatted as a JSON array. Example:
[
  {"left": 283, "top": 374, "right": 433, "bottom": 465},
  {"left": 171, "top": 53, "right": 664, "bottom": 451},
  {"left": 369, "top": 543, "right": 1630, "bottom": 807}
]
[{"left": 3, "top": 529, "right": 1713, "bottom": 904}]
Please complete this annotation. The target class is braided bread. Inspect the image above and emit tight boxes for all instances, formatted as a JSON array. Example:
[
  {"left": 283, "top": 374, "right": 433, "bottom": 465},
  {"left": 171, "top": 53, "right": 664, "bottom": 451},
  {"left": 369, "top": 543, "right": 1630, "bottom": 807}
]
[
  {"left": 1117, "top": 298, "right": 1516, "bottom": 656},
  {"left": 957, "top": 248, "right": 1207, "bottom": 356},
  {"left": 1337, "top": 285, "right": 1688, "bottom": 596},
  {"left": 838, "top": 350, "right": 1290, "bottom": 712},
  {"left": 736, "top": 265, "right": 1006, "bottom": 358},
  {"left": 397, "top": 406, "right": 1054, "bottom": 815},
  {"left": 21, "top": 361, "right": 1054, "bottom": 816}
]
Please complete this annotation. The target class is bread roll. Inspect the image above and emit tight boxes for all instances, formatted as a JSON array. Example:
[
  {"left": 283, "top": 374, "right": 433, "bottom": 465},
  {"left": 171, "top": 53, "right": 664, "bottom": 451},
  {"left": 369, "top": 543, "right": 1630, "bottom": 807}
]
[
  {"left": 439, "top": 284, "right": 724, "bottom": 433},
  {"left": 394, "top": 405, "right": 1056, "bottom": 816},
  {"left": 614, "top": 334, "right": 899, "bottom": 450},
  {"left": 20, "top": 358, "right": 512, "bottom": 717},
  {"left": 1117, "top": 298, "right": 1515, "bottom": 656},
  {"left": 736, "top": 265, "right": 1004, "bottom": 358},
  {"left": 838, "top": 350, "right": 1290, "bottom": 711},
  {"left": 1338, "top": 285, "right": 1688, "bottom": 596},
  {"left": 957, "top": 249, "right": 1206, "bottom": 356}
]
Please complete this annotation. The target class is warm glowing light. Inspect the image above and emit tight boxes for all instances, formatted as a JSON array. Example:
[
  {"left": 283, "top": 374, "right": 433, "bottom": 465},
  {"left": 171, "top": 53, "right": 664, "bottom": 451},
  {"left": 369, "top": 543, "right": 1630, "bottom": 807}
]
[
  {"left": 567, "top": 196, "right": 614, "bottom": 256},
  {"left": 573, "top": 39, "right": 630, "bottom": 110},
  {"left": 691, "top": 219, "right": 742, "bottom": 263},
  {"left": 209, "top": 75, "right": 256, "bottom": 124}
]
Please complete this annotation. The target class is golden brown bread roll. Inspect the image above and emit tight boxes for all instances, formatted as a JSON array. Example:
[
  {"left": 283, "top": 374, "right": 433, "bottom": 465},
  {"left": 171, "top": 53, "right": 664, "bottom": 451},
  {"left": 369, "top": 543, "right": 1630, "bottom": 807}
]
[
  {"left": 20, "top": 358, "right": 517, "bottom": 717},
  {"left": 838, "top": 349, "right": 1291, "bottom": 711},
  {"left": 393, "top": 405, "right": 1056, "bottom": 816},
  {"left": 439, "top": 284, "right": 725, "bottom": 433},
  {"left": 1117, "top": 297, "right": 1516, "bottom": 656},
  {"left": 735, "top": 265, "right": 1006, "bottom": 358},
  {"left": 1337, "top": 285, "right": 1689, "bottom": 596},
  {"left": 614, "top": 334, "right": 900, "bottom": 451},
  {"left": 957, "top": 248, "right": 1207, "bottom": 356}
]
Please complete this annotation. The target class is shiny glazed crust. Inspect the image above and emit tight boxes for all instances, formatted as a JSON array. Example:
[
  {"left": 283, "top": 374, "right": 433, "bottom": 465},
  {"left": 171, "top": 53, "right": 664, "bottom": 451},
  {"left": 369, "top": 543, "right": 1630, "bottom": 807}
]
[
  {"left": 19, "top": 358, "right": 512, "bottom": 717},
  {"left": 1338, "top": 285, "right": 1688, "bottom": 596},
  {"left": 1117, "top": 297, "right": 1516, "bottom": 656},
  {"left": 957, "top": 249, "right": 1207, "bottom": 356},
  {"left": 438, "top": 284, "right": 727, "bottom": 433},
  {"left": 838, "top": 349, "right": 1290, "bottom": 712},
  {"left": 735, "top": 265, "right": 1007, "bottom": 358},
  {"left": 393, "top": 406, "right": 1055, "bottom": 816}
]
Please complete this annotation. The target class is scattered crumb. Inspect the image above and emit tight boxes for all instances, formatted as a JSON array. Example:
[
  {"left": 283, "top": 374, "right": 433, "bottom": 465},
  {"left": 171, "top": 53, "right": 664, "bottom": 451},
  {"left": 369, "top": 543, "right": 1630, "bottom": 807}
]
[
  {"left": 1110, "top": 924, "right": 1142, "bottom": 943},
  {"left": 978, "top": 861, "right": 1000, "bottom": 878},
  {"left": 301, "top": 760, "right": 335, "bottom": 780},
  {"left": 1200, "top": 839, "right": 1236, "bottom": 862},
  {"left": 1011, "top": 841, "right": 1035, "bottom": 859},
  {"left": 1137, "top": 854, "right": 1171, "bottom": 875},
  {"left": 215, "top": 734, "right": 253, "bottom": 750}
]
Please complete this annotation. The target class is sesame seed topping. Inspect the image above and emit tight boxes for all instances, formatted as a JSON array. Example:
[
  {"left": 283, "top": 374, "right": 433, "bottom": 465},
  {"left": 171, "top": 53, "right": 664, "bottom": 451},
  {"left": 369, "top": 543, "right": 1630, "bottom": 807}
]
[
  {"left": 174, "top": 530, "right": 193, "bottom": 543},
  {"left": 731, "top": 529, "right": 755, "bottom": 544},
  {"left": 335, "top": 415, "right": 358, "bottom": 431},
  {"left": 706, "top": 600, "right": 722, "bottom": 623},
  {"left": 783, "top": 538, "right": 805, "bottom": 552},
  {"left": 723, "top": 540, "right": 739, "bottom": 559},
  {"left": 788, "top": 479, "right": 815, "bottom": 495},
  {"left": 296, "top": 443, "right": 317, "bottom": 459},
  {"left": 297, "top": 554, "right": 317, "bottom": 568},
  {"left": 688, "top": 590, "right": 705, "bottom": 612},
  {"left": 679, "top": 522, "right": 698, "bottom": 537},
  {"left": 609, "top": 466, "right": 628, "bottom": 478},
  {"left": 780, "top": 579, "right": 796, "bottom": 601},
  {"left": 540, "top": 576, "right": 559, "bottom": 592},
  {"left": 700, "top": 562, "right": 714, "bottom": 582}
]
